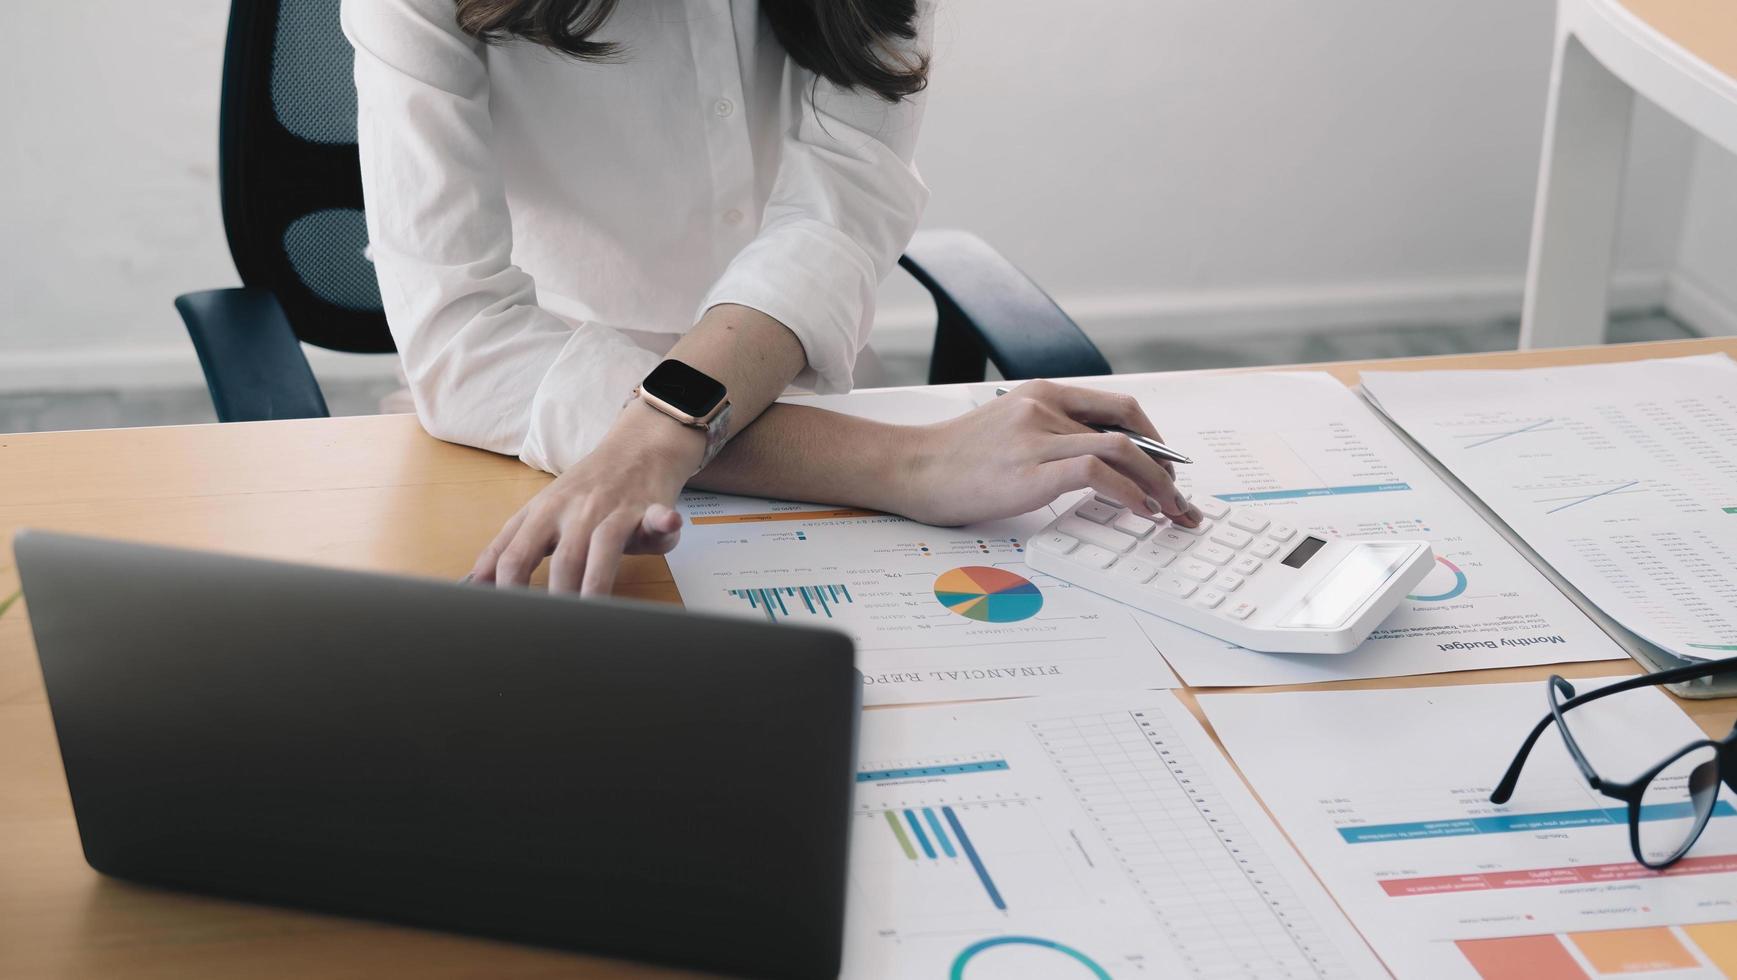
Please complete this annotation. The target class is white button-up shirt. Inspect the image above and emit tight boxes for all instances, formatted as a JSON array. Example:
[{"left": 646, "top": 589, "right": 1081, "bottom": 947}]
[{"left": 342, "top": 0, "right": 931, "bottom": 473}]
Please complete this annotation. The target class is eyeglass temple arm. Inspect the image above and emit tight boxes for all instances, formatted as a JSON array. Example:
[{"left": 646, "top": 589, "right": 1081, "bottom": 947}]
[
  {"left": 1491, "top": 712, "right": 1559, "bottom": 804},
  {"left": 1486, "top": 670, "right": 1702, "bottom": 799},
  {"left": 1491, "top": 660, "right": 1737, "bottom": 805}
]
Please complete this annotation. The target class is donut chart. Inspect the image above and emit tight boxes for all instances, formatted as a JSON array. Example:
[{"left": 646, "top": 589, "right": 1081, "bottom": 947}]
[
  {"left": 949, "top": 936, "right": 1111, "bottom": 979},
  {"left": 935, "top": 566, "right": 1044, "bottom": 623},
  {"left": 1408, "top": 556, "right": 1468, "bottom": 602}
]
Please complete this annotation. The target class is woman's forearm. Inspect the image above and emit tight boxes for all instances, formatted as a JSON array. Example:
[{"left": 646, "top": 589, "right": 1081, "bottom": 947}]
[
  {"left": 691, "top": 402, "right": 917, "bottom": 514},
  {"left": 652, "top": 302, "right": 919, "bottom": 515},
  {"left": 660, "top": 303, "right": 810, "bottom": 441}
]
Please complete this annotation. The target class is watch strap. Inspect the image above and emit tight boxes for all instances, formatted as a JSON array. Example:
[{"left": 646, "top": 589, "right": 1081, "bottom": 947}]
[
  {"left": 626, "top": 386, "right": 732, "bottom": 472},
  {"left": 699, "top": 400, "right": 733, "bottom": 468}
]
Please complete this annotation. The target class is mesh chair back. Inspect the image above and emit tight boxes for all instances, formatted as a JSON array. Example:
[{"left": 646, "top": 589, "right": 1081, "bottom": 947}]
[{"left": 219, "top": 0, "right": 392, "bottom": 352}]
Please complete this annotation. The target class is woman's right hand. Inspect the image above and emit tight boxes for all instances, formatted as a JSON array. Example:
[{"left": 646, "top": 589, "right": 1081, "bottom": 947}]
[{"left": 893, "top": 380, "right": 1203, "bottom": 528}]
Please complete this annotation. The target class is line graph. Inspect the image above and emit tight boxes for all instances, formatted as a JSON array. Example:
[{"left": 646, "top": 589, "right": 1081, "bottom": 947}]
[
  {"left": 1458, "top": 417, "right": 1558, "bottom": 449},
  {"left": 1533, "top": 479, "right": 1646, "bottom": 514}
]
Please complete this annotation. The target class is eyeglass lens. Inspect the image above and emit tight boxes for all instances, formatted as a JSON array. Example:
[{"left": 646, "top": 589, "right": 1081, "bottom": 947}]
[{"left": 1636, "top": 745, "right": 1722, "bottom": 866}]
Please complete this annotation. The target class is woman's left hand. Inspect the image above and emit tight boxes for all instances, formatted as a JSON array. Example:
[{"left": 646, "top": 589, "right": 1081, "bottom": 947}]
[{"left": 468, "top": 404, "right": 701, "bottom": 595}]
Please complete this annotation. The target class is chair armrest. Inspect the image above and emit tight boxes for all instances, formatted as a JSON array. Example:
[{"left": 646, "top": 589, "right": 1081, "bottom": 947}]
[
  {"left": 899, "top": 229, "right": 1112, "bottom": 385},
  {"left": 175, "top": 288, "right": 330, "bottom": 422}
]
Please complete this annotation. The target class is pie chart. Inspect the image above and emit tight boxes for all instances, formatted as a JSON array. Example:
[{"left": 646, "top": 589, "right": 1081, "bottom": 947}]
[
  {"left": 934, "top": 566, "right": 1044, "bottom": 623},
  {"left": 1407, "top": 555, "right": 1468, "bottom": 602}
]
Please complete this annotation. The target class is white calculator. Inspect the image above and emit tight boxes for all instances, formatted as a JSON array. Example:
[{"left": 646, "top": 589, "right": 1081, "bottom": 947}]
[{"left": 1026, "top": 495, "right": 1435, "bottom": 654}]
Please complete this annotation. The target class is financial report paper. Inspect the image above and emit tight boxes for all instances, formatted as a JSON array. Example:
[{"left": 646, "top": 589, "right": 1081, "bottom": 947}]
[
  {"left": 1078, "top": 371, "right": 1625, "bottom": 686},
  {"left": 665, "top": 387, "right": 1180, "bottom": 704},
  {"left": 669, "top": 373, "right": 1625, "bottom": 693},
  {"left": 1363, "top": 355, "right": 1737, "bottom": 665},
  {"left": 1200, "top": 681, "right": 1737, "bottom": 980},
  {"left": 843, "top": 692, "right": 1385, "bottom": 979}
]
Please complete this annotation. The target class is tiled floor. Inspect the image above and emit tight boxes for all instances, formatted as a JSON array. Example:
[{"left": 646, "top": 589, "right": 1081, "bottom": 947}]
[{"left": 0, "top": 313, "right": 1698, "bottom": 434}]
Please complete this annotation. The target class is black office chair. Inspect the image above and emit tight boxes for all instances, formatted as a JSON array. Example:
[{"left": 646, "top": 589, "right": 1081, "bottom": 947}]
[{"left": 178, "top": 0, "right": 1111, "bottom": 424}]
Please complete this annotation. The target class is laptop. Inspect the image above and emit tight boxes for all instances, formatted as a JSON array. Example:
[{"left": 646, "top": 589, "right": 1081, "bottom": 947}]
[{"left": 15, "top": 529, "right": 859, "bottom": 980}]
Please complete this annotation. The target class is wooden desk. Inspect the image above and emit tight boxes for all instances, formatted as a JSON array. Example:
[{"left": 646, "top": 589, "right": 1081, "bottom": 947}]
[
  {"left": 1619, "top": 0, "right": 1737, "bottom": 82},
  {"left": 4, "top": 337, "right": 1734, "bottom": 978}
]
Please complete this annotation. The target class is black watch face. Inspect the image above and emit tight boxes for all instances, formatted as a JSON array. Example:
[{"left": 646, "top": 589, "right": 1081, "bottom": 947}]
[{"left": 643, "top": 359, "right": 726, "bottom": 417}]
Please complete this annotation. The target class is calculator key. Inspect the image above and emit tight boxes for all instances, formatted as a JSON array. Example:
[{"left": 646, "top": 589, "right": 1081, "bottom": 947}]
[
  {"left": 1112, "top": 512, "right": 1156, "bottom": 538},
  {"left": 1230, "top": 556, "right": 1263, "bottom": 576},
  {"left": 1195, "top": 588, "right": 1226, "bottom": 609},
  {"left": 1180, "top": 558, "right": 1217, "bottom": 581},
  {"left": 1056, "top": 516, "right": 1137, "bottom": 554},
  {"left": 1155, "top": 528, "right": 1194, "bottom": 551},
  {"left": 1068, "top": 544, "right": 1118, "bottom": 569},
  {"left": 1213, "top": 572, "right": 1245, "bottom": 592},
  {"left": 1249, "top": 540, "right": 1279, "bottom": 558},
  {"left": 1209, "top": 527, "right": 1253, "bottom": 550},
  {"left": 1196, "top": 543, "right": 1236, "bottom": 566},
  {"left": 1196, "top": 498, "right": 1231, "bottom": 520},
  {"left": 1030, "top": 531, "right": 1079, "bottom": 555},
  {"left": 1268, "top": 524, "right": 1297, "bottom": 542},
  {"left": 1176, "top": 519, "right": 1214, "bottom": 536},
  {"left": 1154, "top": 573, "right": 1198, "bottom": 599},
  {"left": 1076, "top": 500, "right": 1120, "bottom": 524},
  {"left": 1113, "top": 559, "right": 1159, "bottom": 584},
  {"left": 1228, "top": 511, "right": 1271, "bottom": 534},
  {"left": 1140, "top": 544, "right": 1178, "bottom": 568},
  {"left": 1225, "top": 600, "right": 1257, "bottom": 620}
]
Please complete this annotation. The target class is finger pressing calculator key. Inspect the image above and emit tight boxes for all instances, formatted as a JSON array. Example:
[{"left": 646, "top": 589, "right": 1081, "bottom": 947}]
[
  {"left": 1028, "top": 496, "right": 1435, "bottom": 654},
  {"left": 1076, "top": 500, "right": 1120, "bottom": 525},
  {"left": 1112, "top": 512, "right": 1156, "bottom": 538}
]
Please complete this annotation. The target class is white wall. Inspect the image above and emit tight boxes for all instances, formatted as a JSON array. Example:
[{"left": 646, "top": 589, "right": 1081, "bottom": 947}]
[
  {"left": 0, "top": 2, "right": 236, "bottom": 386},
  {"left": 0, "top": 0, "right": 1729, "bottom": 392},
  {"left": 878, "top": 0, "right": 1706, "bottom": 341},
  {"left": 1671, "top": 139, "right": 1737, "bottom": 337}
]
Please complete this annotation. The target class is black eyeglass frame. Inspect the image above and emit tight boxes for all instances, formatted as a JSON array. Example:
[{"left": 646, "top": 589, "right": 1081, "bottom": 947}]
[{"left": 1490, "top": 658, "right": 1737, "bottom": 870}]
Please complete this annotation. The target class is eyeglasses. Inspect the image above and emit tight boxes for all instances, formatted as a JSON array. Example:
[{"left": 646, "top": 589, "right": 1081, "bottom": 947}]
[{"left": 1491, "top": 658, "right": 1737, "bottom": 870}]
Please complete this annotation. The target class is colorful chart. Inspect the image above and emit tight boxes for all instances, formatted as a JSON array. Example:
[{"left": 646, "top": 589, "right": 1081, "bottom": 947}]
[
  {"left": 726, "top": 583, "right": 851, "bottom": 623},
  {"left": 1407, "top": 555, "right": 1468, "bottom": 602},
  {"left": 949, "top": 936, "right": 1112, "bottom": 980},
  {"left": 934, "top": 566, "right": 1043, "bottom": 623},
  {"left": 1458, "top": 920, "right": 1737, "bottom": 979}
]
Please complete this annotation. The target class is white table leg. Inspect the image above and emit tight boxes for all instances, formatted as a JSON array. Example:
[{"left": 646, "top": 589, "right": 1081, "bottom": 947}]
[{"left": 1520, "top": 33, "right": 1635, "bottom": 349}]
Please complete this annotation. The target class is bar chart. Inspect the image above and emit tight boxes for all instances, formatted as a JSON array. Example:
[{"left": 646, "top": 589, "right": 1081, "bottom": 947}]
[
  {"left": 868, "top": 803, "right": 1009, "bottom": 911},
  {"left": 851, "top": 794, "right": 1072, "bottom": 919},
  {"left": 841, "top": 695, "right": 1385, "bottom": 979},
  {"left": 726, "top": 583, "right": 852, "bottom": 622}
]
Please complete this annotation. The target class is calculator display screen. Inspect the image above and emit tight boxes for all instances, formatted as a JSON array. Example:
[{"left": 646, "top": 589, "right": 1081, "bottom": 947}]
[
  {"left": 1277, "top": 543, "right": 1416, "bottom": 630},
  {"left": 1281, "top": 536, "right": 1328, "bottom": 568}
]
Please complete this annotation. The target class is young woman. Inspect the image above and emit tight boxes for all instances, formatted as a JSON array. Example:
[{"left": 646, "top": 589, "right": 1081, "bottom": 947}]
[{"left": 344, "top": 0, "right": 1199, "bottom": 595}]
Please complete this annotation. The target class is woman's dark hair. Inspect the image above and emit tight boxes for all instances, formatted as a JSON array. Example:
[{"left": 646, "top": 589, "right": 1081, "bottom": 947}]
[{"left": 455, "top": 0, "right": 927, "bottom": 102}]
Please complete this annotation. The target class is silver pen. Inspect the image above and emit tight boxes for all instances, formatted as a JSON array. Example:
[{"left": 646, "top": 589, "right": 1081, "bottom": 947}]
[{"left": 994, "top": 385, "right": 1194, "bottom": 466}]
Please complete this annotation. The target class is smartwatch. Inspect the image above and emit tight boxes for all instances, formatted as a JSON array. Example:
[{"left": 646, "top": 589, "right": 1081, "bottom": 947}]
[{"left": 632, "top": 359, "right": 733, "bottom": 468}]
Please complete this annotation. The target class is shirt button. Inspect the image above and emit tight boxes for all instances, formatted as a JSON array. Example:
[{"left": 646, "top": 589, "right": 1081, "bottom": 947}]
[
  {"left": 722, "top": 208, "right": 744, "bottom": 225},
  {"left": 713, "top": 98, "right": 734, "bottom": 118}
]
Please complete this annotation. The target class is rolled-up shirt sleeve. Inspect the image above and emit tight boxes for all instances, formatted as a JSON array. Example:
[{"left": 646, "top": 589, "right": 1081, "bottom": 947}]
[
  {"left": 344, "top": 0, "right": 657, "bottom": 475},
  {"left": 699, "top": 4, "right": 934, "bottom": 395}
]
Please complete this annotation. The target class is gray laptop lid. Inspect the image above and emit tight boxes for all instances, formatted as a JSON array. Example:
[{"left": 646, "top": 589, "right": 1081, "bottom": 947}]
[{"left": 16, "top": 529, "right": 858, "bottom": 980}]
